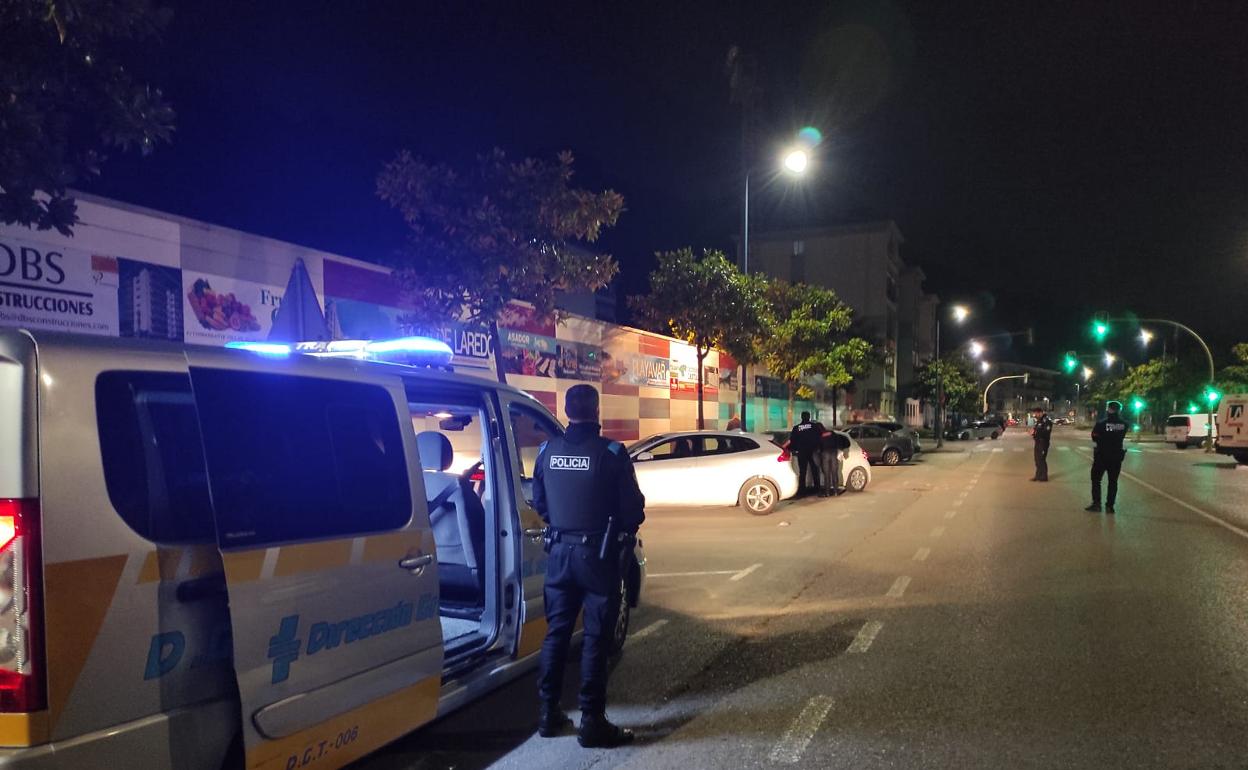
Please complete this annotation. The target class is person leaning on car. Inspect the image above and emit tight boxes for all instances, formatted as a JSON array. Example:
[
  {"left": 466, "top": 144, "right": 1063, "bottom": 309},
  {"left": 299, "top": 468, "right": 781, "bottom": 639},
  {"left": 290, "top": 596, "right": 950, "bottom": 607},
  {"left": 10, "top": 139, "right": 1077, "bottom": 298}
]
[{"left": 818, "top": 428, "right": 852, "bottom": 496}]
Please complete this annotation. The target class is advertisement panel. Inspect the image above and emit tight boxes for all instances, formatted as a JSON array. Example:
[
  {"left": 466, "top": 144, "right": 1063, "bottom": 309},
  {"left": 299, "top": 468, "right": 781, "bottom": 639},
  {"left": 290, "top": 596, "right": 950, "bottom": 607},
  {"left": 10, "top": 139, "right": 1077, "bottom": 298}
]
[
  {"left": 556, "top": 341, "right": 604, "bottom": 381},
  {"left": 183, "top": 272, "right": 283, "bottom": 345}
]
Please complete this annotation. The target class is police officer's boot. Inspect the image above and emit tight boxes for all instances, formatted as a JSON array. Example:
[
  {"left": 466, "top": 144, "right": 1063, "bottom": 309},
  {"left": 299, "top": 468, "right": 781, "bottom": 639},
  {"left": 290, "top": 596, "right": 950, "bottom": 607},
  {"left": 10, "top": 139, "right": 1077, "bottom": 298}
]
[
  {"left": 538, "top": 703, "right": 572, "bottom": 737},
  {"left": 578, "top": 712, "right": 634, "bottom": 748}
]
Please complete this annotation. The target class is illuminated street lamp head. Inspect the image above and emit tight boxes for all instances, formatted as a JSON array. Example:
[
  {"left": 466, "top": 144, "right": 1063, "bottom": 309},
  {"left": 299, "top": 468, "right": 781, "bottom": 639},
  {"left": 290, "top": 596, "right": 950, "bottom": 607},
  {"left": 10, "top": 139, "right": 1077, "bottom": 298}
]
[
  {"left": 1104, "top": 352, "right": 1117, "bottom": 368},
  {"left": 968, "top": 340, "right": 985, "bottom": 358},
  {"left": 951, "top": 305, "right": 970, "bottom": 323},
  {"left": 1082, "top": 366, "right": 1094, "bottom": 381},
  {"left": 1139, "top": 329, "right": 1154, "bottom": 345},
  {"left": 782, "top": 148, "right": 809, "bottom": 175},
  {"left": 980, "top": 360, "right": 991, "bottom": 373}
]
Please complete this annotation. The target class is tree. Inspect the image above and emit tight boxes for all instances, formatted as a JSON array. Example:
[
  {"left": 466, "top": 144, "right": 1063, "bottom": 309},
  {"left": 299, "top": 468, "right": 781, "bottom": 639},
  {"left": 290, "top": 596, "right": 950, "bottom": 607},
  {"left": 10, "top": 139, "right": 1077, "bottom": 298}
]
[
  {"left": 1217, "top": 343, "right": 1248, "bottom": 395},
  {"left": 913, "top": 355, "right": 980, "bottom": 417},
  {"left": 1, "top": 0, "right": 176, "bottom": 234},
  {"left": 755, "top": 280, "right": 873, "bottom": 425},
  {"left": 377, "top": 148, "right": 624, "bottom": 383},
  {"left": 629, "top": 248, "right": 767, "bottom": 428}
]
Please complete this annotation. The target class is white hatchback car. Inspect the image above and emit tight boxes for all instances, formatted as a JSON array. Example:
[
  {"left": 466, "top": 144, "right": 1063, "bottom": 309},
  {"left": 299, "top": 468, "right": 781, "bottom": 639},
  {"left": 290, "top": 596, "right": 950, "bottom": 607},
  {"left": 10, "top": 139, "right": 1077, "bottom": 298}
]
[{"left": 629, "top": 431, "right": 800, "bottom": 514}]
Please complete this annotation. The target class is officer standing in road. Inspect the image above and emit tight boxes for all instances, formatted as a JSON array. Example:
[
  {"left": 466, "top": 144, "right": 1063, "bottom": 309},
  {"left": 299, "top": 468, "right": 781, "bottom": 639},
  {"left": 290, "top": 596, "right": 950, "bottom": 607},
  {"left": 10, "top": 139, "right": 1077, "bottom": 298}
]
[
  {"left": 788, "top": 411, "right": 825, "bottom": 494},
  {"left": 533, "top": 384, "right": 645, "bottom": 748},
  {"left": 818, "top": 427, "right": 852, "bottom": 496},
  {"left": 1087, "top": 400, "right": 1128, "bottom": 513},
  {"left": 1030, "top": 406, "right": 1053, "bottom": 481}
]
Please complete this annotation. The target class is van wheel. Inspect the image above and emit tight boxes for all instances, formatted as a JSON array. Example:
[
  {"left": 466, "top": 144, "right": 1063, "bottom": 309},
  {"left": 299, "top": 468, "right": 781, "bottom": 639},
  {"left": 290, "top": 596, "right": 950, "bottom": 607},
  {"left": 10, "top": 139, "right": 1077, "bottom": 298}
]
[
  {"left": 739, "top": 479, "right": 778, "bottom": 515},
  {"left": 882, "top": 448, "right": 902, "bottom": 466},
  {"left": 847, "top": 467, "right": 868, "bottom": 492},
  {"left": 610, "top": 577, "right": 630, "bottom": 655}
]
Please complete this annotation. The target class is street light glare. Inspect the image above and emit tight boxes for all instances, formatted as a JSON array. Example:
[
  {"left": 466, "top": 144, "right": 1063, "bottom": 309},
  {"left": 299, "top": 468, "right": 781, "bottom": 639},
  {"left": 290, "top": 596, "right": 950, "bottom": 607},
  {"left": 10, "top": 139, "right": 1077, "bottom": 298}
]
[
  {"left": 968, "top": 340, "right": 985, "bottom": 358},
  {"left": 782, "top": 149, "right": 808, "bottom": 174},
  {"left": 981, "top": 361, "right": 991, "bottom": 373},
  {"left": 1082, "top": 366, "right": 1094, "bottom": 381},
  {"left": 1140, "top": 329, "right": 1154, "bottom": 345},
  {"left": 1104, "top": 352, "right": 1116, "bottom": 367},
  {"left": 952, "top": 305, "right": 970, "bottom": 323}
]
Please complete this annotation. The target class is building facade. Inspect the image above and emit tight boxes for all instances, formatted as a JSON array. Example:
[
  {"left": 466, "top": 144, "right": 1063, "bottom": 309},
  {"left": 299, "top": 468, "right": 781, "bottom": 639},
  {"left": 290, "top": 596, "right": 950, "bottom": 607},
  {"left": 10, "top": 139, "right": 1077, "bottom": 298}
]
[{"left": 747, "top": 221, "right": 937, "bottom": 423}]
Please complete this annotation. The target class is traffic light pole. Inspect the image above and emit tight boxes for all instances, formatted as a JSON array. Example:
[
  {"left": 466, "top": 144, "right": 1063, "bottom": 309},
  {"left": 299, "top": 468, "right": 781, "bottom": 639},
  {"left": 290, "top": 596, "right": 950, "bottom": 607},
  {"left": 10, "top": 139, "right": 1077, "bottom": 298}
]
[{"left": 935, "top": 318, "right": 944, "bottom": 448}]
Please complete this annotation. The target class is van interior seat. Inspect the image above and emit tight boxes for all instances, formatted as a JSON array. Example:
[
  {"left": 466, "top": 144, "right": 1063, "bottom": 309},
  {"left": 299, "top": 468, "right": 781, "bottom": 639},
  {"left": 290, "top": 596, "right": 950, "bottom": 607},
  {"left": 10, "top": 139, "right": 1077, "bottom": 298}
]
[{"left": 416, "top": 431, "right": 486, "bottom": 606}]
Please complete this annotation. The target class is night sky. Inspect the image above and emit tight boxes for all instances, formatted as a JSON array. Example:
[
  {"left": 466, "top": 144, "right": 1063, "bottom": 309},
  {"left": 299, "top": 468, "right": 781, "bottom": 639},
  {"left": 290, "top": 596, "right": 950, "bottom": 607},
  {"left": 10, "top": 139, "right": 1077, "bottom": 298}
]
[{"left": 89, "top": 0, "right": 1248, "bottom": 368}]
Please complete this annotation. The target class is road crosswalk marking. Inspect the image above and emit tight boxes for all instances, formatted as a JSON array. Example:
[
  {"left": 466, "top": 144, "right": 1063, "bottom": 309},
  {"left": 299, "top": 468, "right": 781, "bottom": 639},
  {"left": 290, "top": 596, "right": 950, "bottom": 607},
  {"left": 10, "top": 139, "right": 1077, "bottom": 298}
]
[
  {"left": 730, "top": 563, "right": 763, "bottom": 582},
  {"left": 992, "top": 448, "right": 1004, "bottom": 453},
  {"left": 626, "top": 619, "right": 668, "bottom": 644},
  {"left": 930, "top": 526, "right": 946, "bottom": 538},
  {"left": 769, "top": 695, "right": 835, "bottom": 764}
]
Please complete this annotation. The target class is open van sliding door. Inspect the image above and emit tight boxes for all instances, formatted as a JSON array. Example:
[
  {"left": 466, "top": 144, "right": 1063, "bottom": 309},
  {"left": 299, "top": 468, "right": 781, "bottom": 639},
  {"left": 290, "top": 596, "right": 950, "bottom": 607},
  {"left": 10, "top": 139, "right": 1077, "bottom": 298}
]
[{"left": 185, "top": 349, "right": 443, "bottom": 770}]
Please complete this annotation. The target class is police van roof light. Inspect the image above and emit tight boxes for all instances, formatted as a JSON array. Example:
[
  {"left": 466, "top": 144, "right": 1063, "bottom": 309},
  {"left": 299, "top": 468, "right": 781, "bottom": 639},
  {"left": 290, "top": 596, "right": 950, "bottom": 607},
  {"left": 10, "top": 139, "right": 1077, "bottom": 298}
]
[{"left": 225, "top": 341, "right": 291, "bottom": 356}]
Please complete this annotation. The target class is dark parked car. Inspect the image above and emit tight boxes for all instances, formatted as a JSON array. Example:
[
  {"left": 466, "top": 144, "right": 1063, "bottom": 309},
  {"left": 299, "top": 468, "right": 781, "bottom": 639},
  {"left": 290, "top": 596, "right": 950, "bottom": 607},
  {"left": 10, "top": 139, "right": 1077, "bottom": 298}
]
[
  {"left": 844, "top": 424, "right": 915, "bottom": 465},
  {"left": 945, "top": 420, "right": 1002, "bottom": 441},
  {"left": 862, "top": 421, "right": 923, "bottom": 453}
]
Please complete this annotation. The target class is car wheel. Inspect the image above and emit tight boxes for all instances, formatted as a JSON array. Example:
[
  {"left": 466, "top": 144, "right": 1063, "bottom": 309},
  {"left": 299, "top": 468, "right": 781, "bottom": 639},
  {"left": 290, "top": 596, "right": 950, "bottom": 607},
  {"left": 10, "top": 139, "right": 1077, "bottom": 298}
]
[
  {"left": 847, "top": 467, "right": 868, "bottom": 492},
  {"left": 991, "top": 431, "right": 1000, "bottom": 440},
  {"left": 739, "top": 478, "right": 778, "bottom": 515},
  {"left": 1234, "top": 452, "right": 1248, "bottom": 465},
  {"left": 882, "top": 448, "right": 901, "bottom": 466},
  {"left": 610, "top": 576, "right": 630, "bottom": 655},
  {"left": 960, "top": 432, "right": 970, "bottom": 441}
]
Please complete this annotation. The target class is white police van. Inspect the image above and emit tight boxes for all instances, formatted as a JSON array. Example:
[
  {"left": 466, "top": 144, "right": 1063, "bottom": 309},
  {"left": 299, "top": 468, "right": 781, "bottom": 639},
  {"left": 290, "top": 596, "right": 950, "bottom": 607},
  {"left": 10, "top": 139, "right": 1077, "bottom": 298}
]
[{"left": 0, "top": 328, "right": 645, "bottom": 769}]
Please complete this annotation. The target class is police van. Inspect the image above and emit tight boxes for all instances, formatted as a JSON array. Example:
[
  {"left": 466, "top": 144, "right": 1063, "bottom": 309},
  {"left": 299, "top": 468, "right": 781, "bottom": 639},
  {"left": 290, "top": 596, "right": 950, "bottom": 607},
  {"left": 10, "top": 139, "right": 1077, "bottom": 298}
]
[
  {"left": 1215, "top": 395, "right": 1248, "bottom": 464},
  {"left": 0, "top": 328, "right": 645, "bottom": 769}
]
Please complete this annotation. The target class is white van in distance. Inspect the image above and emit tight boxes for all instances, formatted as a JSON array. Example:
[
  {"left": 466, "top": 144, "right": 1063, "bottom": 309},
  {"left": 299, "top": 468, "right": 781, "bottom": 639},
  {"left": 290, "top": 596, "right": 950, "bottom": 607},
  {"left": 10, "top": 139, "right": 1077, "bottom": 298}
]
[{"left": 1165, "top": 413, "right": 1217, "bottom": 448}]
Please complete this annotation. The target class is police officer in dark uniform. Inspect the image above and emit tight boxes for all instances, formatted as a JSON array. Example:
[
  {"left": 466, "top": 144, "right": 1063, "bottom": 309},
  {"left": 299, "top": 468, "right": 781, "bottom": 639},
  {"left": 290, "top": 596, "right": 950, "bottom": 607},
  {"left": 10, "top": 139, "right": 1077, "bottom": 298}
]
[
  {"left": 533, "top": 384, "right": 645, "bottom": 748},
  {"left": 788, "top": 411, "right": 825, "bottom": 494},
  {"left": 1087, "top": 400, "right": 1128, "bottom": 513},
  {"left": 817, "top": 427, "right": 852, "bottom": 496},
  {"left": 1030, "top": 407, "right": 1053, "bottom": 481}
]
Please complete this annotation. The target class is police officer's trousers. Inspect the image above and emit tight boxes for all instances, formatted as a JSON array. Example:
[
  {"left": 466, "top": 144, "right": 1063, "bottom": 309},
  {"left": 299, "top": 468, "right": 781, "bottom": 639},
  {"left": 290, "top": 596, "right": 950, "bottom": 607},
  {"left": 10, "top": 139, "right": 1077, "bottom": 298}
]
[
  {"left": 1033, "top": 440, "right": 1050, "bottom": 481},
  {"left": 796, "top": 451, "right": 820, "bottom": 491},
  {"left": 538, "top": 541, "right": 621, "bottom": 715},
  {"left": 1090, "top": 451, "right": 1124, "bottom": 506}
]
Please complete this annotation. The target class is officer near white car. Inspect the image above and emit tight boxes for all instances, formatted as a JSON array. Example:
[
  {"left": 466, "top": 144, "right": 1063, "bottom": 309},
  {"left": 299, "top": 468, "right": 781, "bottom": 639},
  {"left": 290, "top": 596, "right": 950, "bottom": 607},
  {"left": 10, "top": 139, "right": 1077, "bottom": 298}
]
[{"left": 533, "top": 384, "right": 646, "bottom": 747}]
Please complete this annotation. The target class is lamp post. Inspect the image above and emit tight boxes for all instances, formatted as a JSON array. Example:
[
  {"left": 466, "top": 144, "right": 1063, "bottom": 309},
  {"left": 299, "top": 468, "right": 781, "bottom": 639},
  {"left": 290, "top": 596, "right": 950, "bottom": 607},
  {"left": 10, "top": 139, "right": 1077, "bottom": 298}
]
[
  {"left": 982, "top": 373, "right": 1028, "bottom": 416},
  {"left": 739, "top": 145, "right": 812, "bottom": 430},
  {"left": 934, "top": 304, "right": 971, "bottom": 448}
]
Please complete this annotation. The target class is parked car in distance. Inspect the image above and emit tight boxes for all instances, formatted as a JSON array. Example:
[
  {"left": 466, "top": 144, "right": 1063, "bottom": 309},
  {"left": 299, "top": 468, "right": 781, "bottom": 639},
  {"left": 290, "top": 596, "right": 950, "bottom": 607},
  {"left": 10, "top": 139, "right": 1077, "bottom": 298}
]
[
  {"left": 945, "top": 420, "right": 1002, "bottom": 441},
  {"left": 1166, "top": 413, "right": 1218, "bottom": 448},
  {"left": 861, "top": 420, "right": 923, "bottom": 453},
  {"left": 844, "top": 423, "right": 916, "bottom": 465},
  {"left": 628, "top": 431, "right": 799, "bottom": 514},
  {"left": 1053, "top": 416, "right": 1072, "bottom": 426}
]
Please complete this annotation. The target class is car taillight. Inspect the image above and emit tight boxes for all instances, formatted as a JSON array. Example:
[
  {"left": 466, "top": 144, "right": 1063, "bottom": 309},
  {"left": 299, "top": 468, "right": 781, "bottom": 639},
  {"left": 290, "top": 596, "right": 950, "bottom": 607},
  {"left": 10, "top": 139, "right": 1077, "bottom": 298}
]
[
  {"left": 0, "top": 500, "right": 44, "bottom": 713},
  {"left": 862, "top": 449, "right": 870, "bottom": 461},
  {"left": 777, "top": 450, "right": 791, "bottom": 463},
  {"left": 469, "top": 469, "right": 485, "bottom": 482}
]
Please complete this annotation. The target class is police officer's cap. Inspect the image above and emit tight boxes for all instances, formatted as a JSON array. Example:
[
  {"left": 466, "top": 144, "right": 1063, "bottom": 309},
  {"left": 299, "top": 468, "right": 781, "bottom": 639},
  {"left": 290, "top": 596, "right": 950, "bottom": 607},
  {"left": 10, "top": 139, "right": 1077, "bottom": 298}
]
[{"left": 1106, "top": 400, "right": 1122, "bottom": 410}]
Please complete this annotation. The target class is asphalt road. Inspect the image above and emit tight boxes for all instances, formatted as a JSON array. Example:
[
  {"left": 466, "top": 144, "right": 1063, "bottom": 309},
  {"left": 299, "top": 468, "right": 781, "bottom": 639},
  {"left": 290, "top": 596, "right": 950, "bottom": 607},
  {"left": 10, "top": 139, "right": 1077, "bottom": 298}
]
[{"left": 355, "top": 426, "right": 1248, "bottom": 769}]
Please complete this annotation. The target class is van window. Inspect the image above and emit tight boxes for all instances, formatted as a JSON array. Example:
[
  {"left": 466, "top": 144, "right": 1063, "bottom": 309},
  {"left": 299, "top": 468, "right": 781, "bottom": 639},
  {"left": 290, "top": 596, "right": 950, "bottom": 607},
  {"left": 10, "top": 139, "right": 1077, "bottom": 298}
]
[
  {"left": 508, "top": 404, "right": 562, "bottom": 504},
  {"left": 189, "top": 369, "right": 412, "bottom": 548},
  {"left": 96, "top": 372, "right": 215, "bottom": 544},
  {"left": 1166, "top": 416, "right": 1190, "bottom": 428}
]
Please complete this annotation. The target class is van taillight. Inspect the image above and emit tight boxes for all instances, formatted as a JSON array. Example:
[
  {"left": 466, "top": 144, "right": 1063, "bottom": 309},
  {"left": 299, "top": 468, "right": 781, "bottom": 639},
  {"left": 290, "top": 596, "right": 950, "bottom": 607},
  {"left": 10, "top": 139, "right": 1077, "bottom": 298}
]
[{"left": 0, "top": 500, "right": 44, "bottom": 713}]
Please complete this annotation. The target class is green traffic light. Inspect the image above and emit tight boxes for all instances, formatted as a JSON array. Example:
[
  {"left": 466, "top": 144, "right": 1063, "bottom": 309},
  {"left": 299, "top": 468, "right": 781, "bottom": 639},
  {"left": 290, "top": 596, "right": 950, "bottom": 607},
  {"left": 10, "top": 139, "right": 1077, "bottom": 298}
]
[
  {"left": 1187, "top": 403, "right": 1200, "bottom": 414},
  {"left": 1092, "top": 322, "right": 1109, "bottom": 341},
  {"left": 1132, "top": 398, "right": 1145, "bottom": 411},
  {"left": 1064, "top": 356, "right": 1078, "bottom": 372},
  {"left": 1206, "top": 389, "right": 1222, "bottom": 405}
]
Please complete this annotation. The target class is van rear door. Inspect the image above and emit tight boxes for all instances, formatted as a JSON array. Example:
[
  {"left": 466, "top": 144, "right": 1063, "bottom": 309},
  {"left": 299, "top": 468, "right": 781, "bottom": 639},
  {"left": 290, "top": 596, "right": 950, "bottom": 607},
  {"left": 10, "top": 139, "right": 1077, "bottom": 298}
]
[{"left": 185, "top": 349, "right": 443, "bottom": 770}]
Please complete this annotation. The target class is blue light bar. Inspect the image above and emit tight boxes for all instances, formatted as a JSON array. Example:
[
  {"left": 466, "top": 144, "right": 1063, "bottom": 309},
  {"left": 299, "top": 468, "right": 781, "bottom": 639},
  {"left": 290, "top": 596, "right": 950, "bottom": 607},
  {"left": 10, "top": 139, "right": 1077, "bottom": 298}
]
[
  {"left": 364, "top": 336, "right": 454, "bottom": 357},
  {"left": 225, "top": 341, "right": 291, "bottom": 356}
]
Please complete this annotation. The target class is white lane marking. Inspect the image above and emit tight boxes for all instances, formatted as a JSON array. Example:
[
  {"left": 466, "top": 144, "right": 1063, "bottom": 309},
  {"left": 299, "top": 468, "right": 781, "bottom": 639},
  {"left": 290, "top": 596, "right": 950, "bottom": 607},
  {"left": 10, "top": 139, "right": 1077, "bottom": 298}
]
[
  {"left": 768, "top": 695, "right": 835, "bottom": 764},
  {"left": 992, "top": 448, "right": 1004, "bottom": 453},
  {"left": 1075, "top": 449, "right": 1248, "bottom": 541},
  {"left": 1057, "top": 446, "right": 1071, "bottom": 451},
  {"left": 730, "top": 562, "right": 763, "bottom": 582},
  {"left": 626, "top": 619, "right": 668, "bottom": 644},
  {"left": 951, "top": 498, "right": 963, "bottom": 507},
  {"left": 796, "top": 532, "right": 815, "bottom": 544},
  {"left": 930, "top": 526, "right": 946, "bottom": 538},
  {"left": 944, "top": 510, "right": 958, "bottom": 519},
  {"left": 848, "top": 620, "right": 884, "bottom": 653},
  {"left": 914, "top": 547, "right": 931, "bottom": 561},
  {"left": 647, "top": 570, "right": 740, "bottom": 578},
  {"left": 837, "top": 512, "right": 852, "bottom": 519},
  {"left": 1013, "top": 448, "right": 1025, "bottom": 452},
  {"left": 886, "top": 575, "right": 911, "bottom": 597}
]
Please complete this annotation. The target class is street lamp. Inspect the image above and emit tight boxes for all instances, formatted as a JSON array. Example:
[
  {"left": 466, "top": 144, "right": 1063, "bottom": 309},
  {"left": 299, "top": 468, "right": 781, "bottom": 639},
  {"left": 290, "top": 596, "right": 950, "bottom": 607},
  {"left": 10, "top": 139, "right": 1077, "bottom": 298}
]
[
  {"left": 980, "top": 360, "right": 991, "bottom": 373},
  {"left": 1140, "top": 329, "right": 1154, "bottom": 345},
  {"left": 934, "top": 304, "right": 971, "bottom": 448},
  {"left": 968, "top": 340, "right": 985, "bottom": 358},
  {"left": 739, "top": 134, "right": 816, "bottom": 429},
  {"left": 1104, "top": 352, "right": 1117, "bottom": 368},
  {"left": 1082, "top": 366, "right": 1093, "bottom": 381}
]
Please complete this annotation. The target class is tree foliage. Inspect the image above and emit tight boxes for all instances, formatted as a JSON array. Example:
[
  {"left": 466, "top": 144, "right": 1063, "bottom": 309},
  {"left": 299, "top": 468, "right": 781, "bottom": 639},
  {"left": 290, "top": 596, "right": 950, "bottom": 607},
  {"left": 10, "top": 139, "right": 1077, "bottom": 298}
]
[
  {"left": 756, "top": 280, "right": 874, "bottom": 420},
  {"left": 629, "top": 248, "right": 766, "bottom": 427},
  {"left": 378, "top": 149, "right": 623, "bottom": 326},
  {"left": 1, "top": 0, "right": 176, "bottom": 234},
  {"left": 1217, "top": 343, "right": 1248, "bottom": 394},
  {"left": 913, "top": 355, "right": 980, "bottom": 414}
]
